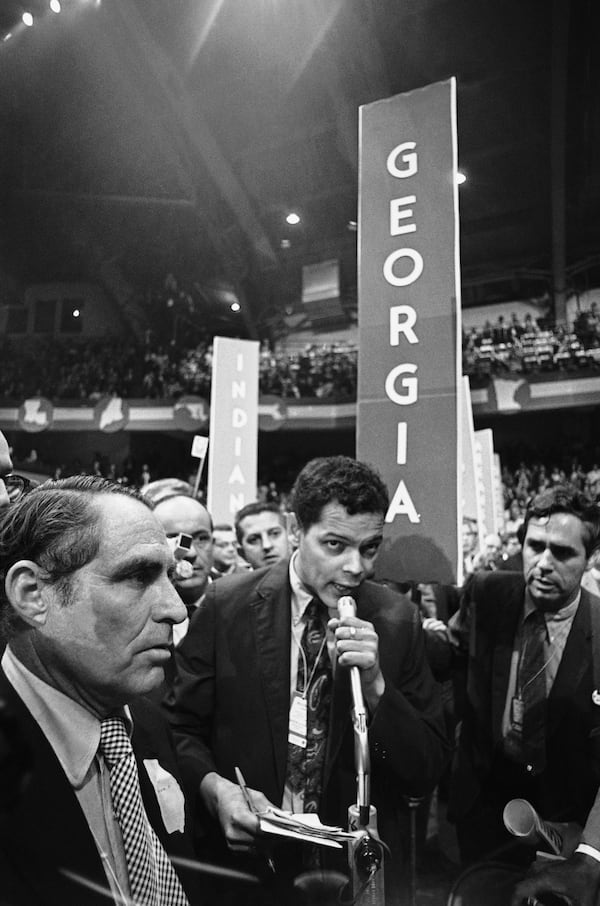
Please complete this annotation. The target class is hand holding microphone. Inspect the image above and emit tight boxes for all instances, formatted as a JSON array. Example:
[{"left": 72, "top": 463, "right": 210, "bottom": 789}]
[{"left": 334, "top": 596, "right": 385, "bottom": 712}]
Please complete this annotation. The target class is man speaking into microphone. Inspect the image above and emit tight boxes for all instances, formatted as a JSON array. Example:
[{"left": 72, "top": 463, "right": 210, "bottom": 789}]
[{"left": 164, "top": 455, "right": 447, "bottom": 904}]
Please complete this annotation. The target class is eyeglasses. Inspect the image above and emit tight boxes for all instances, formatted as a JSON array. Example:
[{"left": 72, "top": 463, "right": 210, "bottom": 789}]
[{"left": 3, "top": 474, "right": 37, "bottom": 504}]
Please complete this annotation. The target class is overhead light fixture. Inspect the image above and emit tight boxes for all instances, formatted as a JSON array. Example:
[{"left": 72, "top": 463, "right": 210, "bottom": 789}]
[
  {"left": 72, "top": 309, "right": 80, "bottom": 318},
  {"left": 286, "top": 212, "right": 300, "bottom": 225},
  {"left": 50, "top": 0, "right": 61, "bottom": 12},
  {"left": 22, "top": 12, "right": 34, "bottom": 26},
  {"left": 230, "top": 302, "right": 241, "bottom": 313},
  {"left": 456, "top": 171, "right": 467, "bottom": 185}
]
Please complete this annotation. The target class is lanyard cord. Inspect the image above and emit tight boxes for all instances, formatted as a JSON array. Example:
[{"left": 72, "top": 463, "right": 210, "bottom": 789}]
[
  {"left": 297, "top": 633, "right": 328, "bottom": 698},
  {"left": 518, "top": 634, "right": 557, "bottom": 695}
]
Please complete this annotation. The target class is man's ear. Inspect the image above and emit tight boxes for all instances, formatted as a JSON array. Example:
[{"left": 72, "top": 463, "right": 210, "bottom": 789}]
[{"left": 4, "top": 560, "right": 49, "bottom": 627}]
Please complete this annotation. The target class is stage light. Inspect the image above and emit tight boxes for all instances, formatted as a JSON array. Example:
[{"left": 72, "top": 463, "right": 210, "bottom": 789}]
[
  {"left": 231, "top": 302, "right": 241, "bottom": 313},
  {"left": 286, "top": 212, "right": 300, "bottom": 225},
  {"left": 72, "top": 309, "right": 80, "bottom": 318},
  {"left": 3, "top": 33, "right": 12, "bottom": 42},
  {"left": 456, "top": 171, "right": 467, "bottom": 185},
  {"left": 22, "top": 12, "right": 34, "bottom": 26},
  {"left": 50, "top": 0, "right": 61, "bottom": 12}
]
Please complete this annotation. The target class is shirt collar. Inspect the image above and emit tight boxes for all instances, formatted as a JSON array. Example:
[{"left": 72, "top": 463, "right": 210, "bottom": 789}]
[
  {"left": 289, "top": 550, "right": 317, "bottom": 626},
  {"left": 524, "top": 588, "right": 581, "bottom": 623},
  {"left": 2, "top": 646, "right": 132, "bottom": 788}
]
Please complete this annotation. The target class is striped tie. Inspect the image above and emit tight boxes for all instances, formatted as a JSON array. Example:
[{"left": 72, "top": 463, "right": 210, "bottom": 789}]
[{"left": 99, "top": 717, "right": 189, "bottom": 906}]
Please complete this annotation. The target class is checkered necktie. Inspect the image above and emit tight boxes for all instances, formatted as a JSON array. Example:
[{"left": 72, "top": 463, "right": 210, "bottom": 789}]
[
  {"left": 286, "top": 598, "right": 333, "bottom": 813},
  {"left": 99, "top": 717, "right": 189, "bottom": 906}
]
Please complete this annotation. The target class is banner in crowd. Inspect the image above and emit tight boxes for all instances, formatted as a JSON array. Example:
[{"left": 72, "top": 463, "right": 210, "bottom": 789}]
[
  {"left": 356, "top": 78, "right": 461, "bottom": 583},
  {"left": 207, "top": 336, "right": 259, "bottom": 524},
  {"left": 474, "top": 428, "right": 500, "bottom": 537},
  {"left": 459, "top": 377, "right": 485, "bottom": 583}
]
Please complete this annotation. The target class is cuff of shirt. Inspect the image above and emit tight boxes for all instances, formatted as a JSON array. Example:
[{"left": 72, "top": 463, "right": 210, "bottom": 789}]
[{"left": 575, "top": 844, "right": 600, "bottom": 863}]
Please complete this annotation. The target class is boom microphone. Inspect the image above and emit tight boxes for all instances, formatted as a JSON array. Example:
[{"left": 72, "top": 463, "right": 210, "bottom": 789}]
[{"left": 337, "top": 595, "right": 370, "bottom": 827}]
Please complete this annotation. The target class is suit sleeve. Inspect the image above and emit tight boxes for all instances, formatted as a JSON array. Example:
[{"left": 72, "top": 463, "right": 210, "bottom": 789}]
[
  {"left": 368, "top": 602, "right": 450, "bottom": 799},
  {"left": 582, "top": 787, "right": 600, "bottom": 849},
  {"left": 162, "top": 587, "right": 218, "bottom": 803}
]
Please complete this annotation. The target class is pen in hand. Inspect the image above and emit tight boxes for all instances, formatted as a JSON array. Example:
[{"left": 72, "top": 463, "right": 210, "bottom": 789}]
[{"left": 234, "top": 766, "right": 276, "bottom": 874}]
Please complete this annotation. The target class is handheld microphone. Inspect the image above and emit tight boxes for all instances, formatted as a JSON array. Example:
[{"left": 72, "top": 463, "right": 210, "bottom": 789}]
[{"left": 337, "top": 595, "right": 370, "bottom": 827}]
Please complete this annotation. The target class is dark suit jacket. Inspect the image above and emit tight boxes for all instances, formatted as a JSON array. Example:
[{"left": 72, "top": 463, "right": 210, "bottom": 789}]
[
  {"left": 164, "top": 558, "right": 448, "bottom": 873},
  {"left": 0, "top": 669, "right": 201, "bottom": 906},
  {"left": 448, "top": 571, "right": 600, "bottom": 829}
]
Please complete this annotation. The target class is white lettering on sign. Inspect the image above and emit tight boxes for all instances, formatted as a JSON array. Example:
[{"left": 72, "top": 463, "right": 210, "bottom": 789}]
[
  {"left": 390, "top": 196, "right": 417, "bottom": 236},
  {"left": 230, "top": 492, "right": 244, "bottom": 514},
  {"left": 385, "top": 364, "right": 418, "bottom": 405},
  {"left": 234, "top": 436, "right": 242, "bottom": 456},
  {"left": 232, "top": 408, "right": 247, "bottom": 428},
  {"left": 396, "top": 423, "right": 407, "bottom": 465},
  {"left": 386, "top": 142, "right": 418, "bottom": 178},
  {"left": 390, "top": 306, "right": 418, "bottom": 345},
  {"left": 228, "top": 463, "right": 245, "bottom": 485},
  {"left": 383, "top": 248, "right": 423, "bottom": 287},
  {"left": 383, "top": 142, "right": 422, "bottom": 524},
  {"left": 232, "top": 380, "right": 246, "bottom": 399},
  {"left": 386, "top": 480, "right": 420, "bottom": 524}
]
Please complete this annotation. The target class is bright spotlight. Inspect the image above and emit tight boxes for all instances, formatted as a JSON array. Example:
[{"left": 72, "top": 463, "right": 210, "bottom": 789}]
[
  {"left": 231, "top": 302, "right": 241, "bottom": 313},
  {"left": 456, "top": 171, "right": 467, "bottom": 185},
  {"left": 50, "top": 0, "right": 61, "bottom": 11},
  {"left": 22, "top": 12, "right": 34, "bottom": 26},
  {"left": 72, "top": 309, "right": 80, "bottom": 318},
  {"left": 286, "top": 212, "right": 300, "bottom": 225}
]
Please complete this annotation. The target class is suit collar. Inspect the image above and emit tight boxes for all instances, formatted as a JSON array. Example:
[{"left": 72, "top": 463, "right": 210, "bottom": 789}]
[
  {"left": 547, "top": 589, "right": 592, "bottom": 733},
  {"left": 491, "top": 576, "right": 525, "bottom": 742},
  {"left": 249, "top": 560, "right": 293, "bottom": 793}
]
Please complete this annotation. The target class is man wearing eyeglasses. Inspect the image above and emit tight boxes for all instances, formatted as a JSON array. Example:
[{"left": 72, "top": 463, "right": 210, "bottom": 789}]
[
  {"left": 141, "top": 479, "right": 214, "bottom": 647},
  {"left": 0, "top": 431, "right": 14, "bottom": 511}
]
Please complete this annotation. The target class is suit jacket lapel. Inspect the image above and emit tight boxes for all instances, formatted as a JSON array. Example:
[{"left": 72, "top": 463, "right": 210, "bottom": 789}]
[
  {"left": 547, "top": 591, "right": 592, "bottom": 736},
  {"left": 0, "top": 669, "right": 108, "bottom": 905},
  {"left": 250, "top": 561, "right": 292, "bottom": 793},
  {"left": 491, "top": 577, "right": 524, "bottom": 744}
]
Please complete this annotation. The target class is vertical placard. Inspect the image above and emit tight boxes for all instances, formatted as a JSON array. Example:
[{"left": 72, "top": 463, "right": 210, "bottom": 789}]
[
  {"left": 357, "top": 78, "right": 461, "bottom": 583},
  {"left": 207, "top": 337, "right": 259, "bottom": 524}
]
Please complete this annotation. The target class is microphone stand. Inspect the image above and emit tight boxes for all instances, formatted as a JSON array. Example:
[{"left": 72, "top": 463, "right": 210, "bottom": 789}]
[{"left": 338, "top": 597, "right": 385, "bottom": 906}]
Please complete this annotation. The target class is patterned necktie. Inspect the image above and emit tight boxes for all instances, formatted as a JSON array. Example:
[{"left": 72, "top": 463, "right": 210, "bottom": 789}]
[
  {"left": 99, "top": 717, "right": 189, "bottom": 906},
  {"left": 505, "top": 609, "right": 548, "bottom": 774},
  {"left": 286, "top": 599, "right": 333, "bottom": 813}
]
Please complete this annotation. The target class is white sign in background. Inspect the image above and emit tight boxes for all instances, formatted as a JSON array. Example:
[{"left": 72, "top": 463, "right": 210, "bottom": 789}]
[{"left": 207, "top": 337, "right": 259, "bottom": 525}]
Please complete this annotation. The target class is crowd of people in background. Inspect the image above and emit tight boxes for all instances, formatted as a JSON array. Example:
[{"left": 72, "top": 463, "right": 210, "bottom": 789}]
[{"left": 2, "top": 307, "right": 600, "bottom": 403}]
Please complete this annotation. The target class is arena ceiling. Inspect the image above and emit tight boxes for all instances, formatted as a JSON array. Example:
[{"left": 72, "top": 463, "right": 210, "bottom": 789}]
[{"left": 0, "top": 0, "right": 598, "bottom": 337}]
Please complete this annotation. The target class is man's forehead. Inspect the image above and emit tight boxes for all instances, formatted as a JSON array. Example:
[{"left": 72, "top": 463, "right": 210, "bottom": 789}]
[
  {"left": 312, "top": 502, "right": 384, "bottom": 536},
  {"left": 0, "top": 430, "right": 11, "bottom": 471},
  {"left": 240, "top": 512, "right": 283, "bottom": 534},
  {"left": 154, "top": 495, "right": 211, "bottom": 530},
  {"left": 94, "top": 494, "right": 169, "bottom": 550},
  {"left": 526, "top": 512, "right": 586, "bottom": 542}
]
